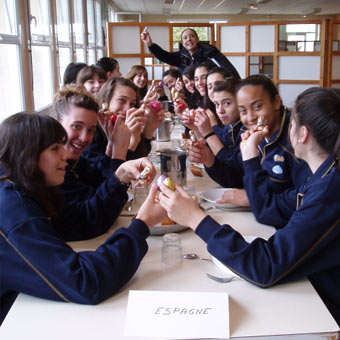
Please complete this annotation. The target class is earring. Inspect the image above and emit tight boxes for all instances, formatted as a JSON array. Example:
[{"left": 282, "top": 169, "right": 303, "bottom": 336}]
[{"left": 297, "top": 139, "right": 301, "bottom": 143}]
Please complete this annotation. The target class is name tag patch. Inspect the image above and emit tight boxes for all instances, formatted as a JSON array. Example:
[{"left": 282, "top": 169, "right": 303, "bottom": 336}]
[
  {"left": 274, "top": 154, "right": 284, "bottom": 162},
  {"left": 272, "top": 165, "right": 283, "bottom": 175}
]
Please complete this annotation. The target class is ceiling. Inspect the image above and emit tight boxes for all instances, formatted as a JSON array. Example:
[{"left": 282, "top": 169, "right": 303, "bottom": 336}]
[{"left": 110, "top": 0, "right": 340, "bottom": 16}]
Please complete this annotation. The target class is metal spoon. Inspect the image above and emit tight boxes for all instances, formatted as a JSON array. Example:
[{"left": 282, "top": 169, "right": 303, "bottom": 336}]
[
  {"left": 183, "top": 254, "right": 212, "bottom": 262},
  {"left": 206, "top": 273, "right": 237, "bottom": 283}
]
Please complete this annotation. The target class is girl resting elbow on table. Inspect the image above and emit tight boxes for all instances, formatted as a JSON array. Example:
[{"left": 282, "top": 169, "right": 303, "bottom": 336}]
[
  {"left": 187, "top": 75, "right": 310, "bottom": 208},
  {"left": 0, "top": 113, "right": 167, "bottom": 326},
  {"left": 157, "top": 87, "right": 340, "bottom": 326},
  {"left": 53, "top": 85, "right": 149, "bottom": 239},
  {"left": 81, "top": 77, "right": 164, "bottom": 167}
]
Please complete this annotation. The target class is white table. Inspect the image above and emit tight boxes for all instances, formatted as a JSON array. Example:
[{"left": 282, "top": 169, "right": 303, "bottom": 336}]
[{"left": 1, "top": 140, "right": 339, "bottom": 339}]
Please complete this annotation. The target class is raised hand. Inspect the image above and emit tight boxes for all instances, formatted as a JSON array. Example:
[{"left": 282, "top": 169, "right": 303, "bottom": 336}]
[
  {"left": 194, "top": 108, "right": 213, "bottom": 137},
  {"left": 240, "top": 125, "right": 270, "bottom": 161}
]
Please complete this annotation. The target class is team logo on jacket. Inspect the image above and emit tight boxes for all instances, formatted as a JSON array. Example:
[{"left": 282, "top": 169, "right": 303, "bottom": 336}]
[
  {"left": 274, "top": 154, "right": 284, "bottom": 162},
  {"left": 272, "top": 165, "right": 283, "bottom": 175}
]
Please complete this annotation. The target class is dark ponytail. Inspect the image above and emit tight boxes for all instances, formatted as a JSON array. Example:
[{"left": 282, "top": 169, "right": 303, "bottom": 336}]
[{"left": 294, "top": 87, "right": 340, "bottom": 167}]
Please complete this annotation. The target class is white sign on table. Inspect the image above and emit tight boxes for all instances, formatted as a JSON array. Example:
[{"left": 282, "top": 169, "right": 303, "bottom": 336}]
[{"left": 124, "top": 290, "right": 230, "bottom": 339}]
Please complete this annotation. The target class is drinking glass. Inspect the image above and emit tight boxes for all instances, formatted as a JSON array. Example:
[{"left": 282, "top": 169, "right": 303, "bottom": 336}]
[{"left": 161, "top": 233, "right": 183, "bottom": 266}]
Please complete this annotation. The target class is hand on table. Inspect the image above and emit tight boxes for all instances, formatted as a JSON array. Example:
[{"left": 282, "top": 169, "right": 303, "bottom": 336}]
[{"left": 217, "top": 188, "right": 250, "bottom": 207}]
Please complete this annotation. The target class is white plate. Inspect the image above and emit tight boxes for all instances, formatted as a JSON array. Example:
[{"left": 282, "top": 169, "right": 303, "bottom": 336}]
[
  {"left": 200, "top": 188, "right": 236, "bottom": 208},
  {"left": 212, "top": 235, "right": 265, "bottom": 279},
  {"left": 150, "top": 224, "right": 189, "bottom": 236}
]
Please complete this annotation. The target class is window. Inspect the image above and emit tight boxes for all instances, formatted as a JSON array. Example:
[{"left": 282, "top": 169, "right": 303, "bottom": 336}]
[
  {"left": 29, "top": 0, "right": 54, "bottom": 110},
  {"left": 0, "top": 0, "right": 112, "bottom": 119},
  {"left": 73, "top": 0, "right": 86, "bottom": 62},
  {"left": 279, "top": 24, "right": 321, "bottom": 52},
  {"left": 56, "top": 0, "right": 72, "bottom": 84},
  {"left": 0, "top": 0, "right": 23, "bottom": 120}
]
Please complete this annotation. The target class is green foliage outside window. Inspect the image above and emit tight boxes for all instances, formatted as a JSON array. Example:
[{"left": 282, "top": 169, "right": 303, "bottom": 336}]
[{"left": 172, "top": 26, "right": 210, "bottom": 51}]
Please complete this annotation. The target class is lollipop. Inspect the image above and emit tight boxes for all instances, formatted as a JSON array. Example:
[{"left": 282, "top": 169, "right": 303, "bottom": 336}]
[{"left": 157, "top": 175, "right": 176, "bottom": 191}]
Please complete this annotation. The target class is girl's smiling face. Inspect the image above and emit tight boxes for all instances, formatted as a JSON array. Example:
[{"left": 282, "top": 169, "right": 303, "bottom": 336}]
[
  {"left": 38, "top": 143, "right": 68, "bottom": 186},
  {"left": 183, "top": 74, "right": 195, "bottom": 93},
  {"left": 60, "top": 105, "right": 98, "bottom": 160},
  {"left": 194, "top": 66, "right": 209, "bottom": 96},
  {"left": 108, "top": 84, "right": 137, "bottom": 118},
  {"left": 237, "top": 84, "right": 281, "bottom": 136},
  {"left": 133, "top": 71, "right": 148, "bottom": 89},
  {"left": 83, "top": 74, "right": 106, "bottom": 97}
]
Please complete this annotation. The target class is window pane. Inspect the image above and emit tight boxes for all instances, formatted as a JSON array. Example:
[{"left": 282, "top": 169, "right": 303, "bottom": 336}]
[
  {"left": 0, "top": 44, "right": 22, "bottom": 120},
  {"left": 88, "top": 48, "right": 96, "bottom": 65},
  {"left": 87, "top": 0, "right": 95, "bottom": 45},
  {"left": 73, "top": 0, "right": 84, "bottom": 44},
  {"left": 279, "top": 24, "right": 320, "bottom": 52},
  {"left": 32, "top": 45, "right": 53, "bottom": 110},
  {"left": 56, "top": 0, "right": 70, "bottom": 42},
  {"left": 30, "top": 0, "right": 50, "bottom": 36},
  {"left": 58, "top": 47, "right": 72, "bottom": 85},
  {"left": 76, "top": 48, "right": 85, "bottom": 62},
  {"left": 97, "top": 48, "right": 103, "bottom": 59},
  {"left": 0, "top": 0, "right": 17, "bottom": 35},
  {"left": 95, "top": 1, "right": 103, "bottom": 46}
]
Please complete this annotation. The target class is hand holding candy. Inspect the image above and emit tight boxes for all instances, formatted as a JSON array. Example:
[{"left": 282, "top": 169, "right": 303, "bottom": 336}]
[{"left": 157, "top": 175, "right": 176, "bottom": 191}]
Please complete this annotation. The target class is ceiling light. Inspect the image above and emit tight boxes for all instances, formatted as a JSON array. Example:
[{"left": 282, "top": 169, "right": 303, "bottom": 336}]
[
  {"left": 248, "top": 3, "right": 258, "bottom": 10},
  {"left": 256, "top": 0, "right": 272, "bottom": 4},
  {"left": 301, "top": 8, "right": 321, "bottom": 15}
]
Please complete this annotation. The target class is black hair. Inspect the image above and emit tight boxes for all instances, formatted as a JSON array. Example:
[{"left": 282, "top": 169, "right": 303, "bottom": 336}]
[
  {"left": 236, "top": 74, "right": 278, "bottom": 101},
  {"left": 182, "top": 64, "right": 196, "bottom": 80},
  {"left": 96, "top": 57, "right": 118, "bottom": 73},
  {"left": 293, "top": 87, "right": 340, "bottom": 167},
  {"left": 181, "top": 28, "right": 199, "bottom": 41},
  {"left": 207, "top": 66, "right": 233, "bottom": 79},
  {"left": 76, "top": 65, "right": 107, "bottom": 85},
  {"left": 63, "top": 62, "right": 87, "bottom": 85},
  {"left": 162, "top": 69, "right": 182, "bottom": 80},
  {"left": 0, "top": 113, "right": 67, "bottom": 217},
  {"left": 213, "top": 78, "right": 240, "bottom": 97}
]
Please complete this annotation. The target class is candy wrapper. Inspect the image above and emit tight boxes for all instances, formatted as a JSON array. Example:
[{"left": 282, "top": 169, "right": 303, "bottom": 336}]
[
  {"left": 189, "top": 130, "right": 198, "bottom": 146},
  {"left": 138, "top": 166, "right": 151, "bottom": 186},
  {"left": 157, "top": 175, "right": 176, "bottom": 191},
  {"left": 150, "top": 101, "right": 162, "bottom": 111},
  {"left": 257, "top": 116, "right": 264, "bottom": 131},
  {"left": 102, "top": 103, "right": 110, "bottom": 115}
]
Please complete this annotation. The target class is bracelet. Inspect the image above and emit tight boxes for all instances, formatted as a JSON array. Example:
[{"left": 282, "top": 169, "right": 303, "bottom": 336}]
[
  {"left": 203, "top": 131, "right": 215, "bottom": 140},
  {"left": 114, "top": 174, "right": 131, "bottom": 188}
]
